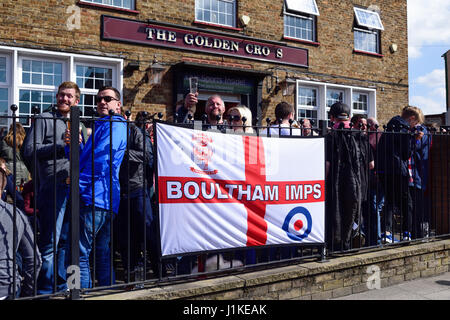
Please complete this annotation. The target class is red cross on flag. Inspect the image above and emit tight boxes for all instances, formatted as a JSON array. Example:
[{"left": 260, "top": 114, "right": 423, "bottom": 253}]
[{"left": 156, "top": 122, "right": 325, "bottom": 257}]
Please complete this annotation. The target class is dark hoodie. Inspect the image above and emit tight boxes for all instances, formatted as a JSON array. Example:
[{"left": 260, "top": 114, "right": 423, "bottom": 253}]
[{"left": 377, "top": 115, "right": 413, "bottom": 177}]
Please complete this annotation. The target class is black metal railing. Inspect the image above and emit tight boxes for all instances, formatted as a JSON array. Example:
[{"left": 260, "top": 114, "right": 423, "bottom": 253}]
[{"left": 1, "top": 104, "right": 449, "bottom": 300}]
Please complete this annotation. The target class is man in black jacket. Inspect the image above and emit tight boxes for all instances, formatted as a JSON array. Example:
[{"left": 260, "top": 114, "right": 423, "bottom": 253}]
[
  {"left": 118, "top": 111, "right": 154, "bottom": 282},
  {"left": 325, "top": 102, "right": 373, "bottom": 251},
  {"left": 377, "top": 106, "right": 421, "bottom": 243}
]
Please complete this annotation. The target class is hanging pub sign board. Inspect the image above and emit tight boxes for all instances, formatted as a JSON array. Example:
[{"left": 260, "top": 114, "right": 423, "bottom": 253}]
[
  {"left": 155, "top": 122, "right": 325, "bottom": 257},
  {"left": 101, "top": 15, "right": 309, "bottom": 68}
]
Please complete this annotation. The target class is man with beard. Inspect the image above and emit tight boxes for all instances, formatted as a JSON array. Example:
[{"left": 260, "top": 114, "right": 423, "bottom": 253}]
[{"left": 23, "top": 81, "right": 84, "bottom": 294}]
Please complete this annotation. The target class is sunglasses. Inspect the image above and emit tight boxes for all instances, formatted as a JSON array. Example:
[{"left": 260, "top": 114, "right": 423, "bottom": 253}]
[{"left": 95, "top": 96, "right": 119, "bottom": 104}]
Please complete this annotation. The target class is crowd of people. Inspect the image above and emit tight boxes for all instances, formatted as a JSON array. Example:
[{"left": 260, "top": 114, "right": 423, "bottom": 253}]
[{"left": 0, "top": 80, "right": 441, "bottom": 299}]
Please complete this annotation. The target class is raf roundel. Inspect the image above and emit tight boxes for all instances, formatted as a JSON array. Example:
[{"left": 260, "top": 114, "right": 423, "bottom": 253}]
[{"left": 282, "top": 206, "right": 312, "bottom": 241}]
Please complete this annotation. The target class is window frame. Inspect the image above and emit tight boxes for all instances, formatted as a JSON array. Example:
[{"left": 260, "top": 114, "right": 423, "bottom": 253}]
[
  {"left": 283, "top": 1, "right": 318, "bottom": 44},
  {"left": 19, "top": 56, "right": 66, "bottom": 91},
  {"left": 353, "top": 7, "right": 383, "bottom": 56},
  {"left": 74, "top": 60, "right": 117, "bottom": 118},
  {"left": 194, "top": 0, "right": 237, "bottom": 29},
  {"left": 78, "top": 0, "right": 137, "bottom": 12},
  {"left": 296, "top": 80, "right": 376, "bottom": 123},
  {"left": 352, "top": 91, "right": 369, "bottom": 114},
  {"left": 353, "top": 7, "right": 384, "bottom": 31},
  {"left": 296, "top": 85, "right": 319, "bottom": 123},
  {"left": 0, "top": 45, "right": 123, "bottom": 127},
  {"left": 285, "top": 0, "right": 320, "bottom": 17},
  {"left": 0, "top": 55, "right": 9, "bottom": 127},
  {"left": 354, "top": 27, "right": 380, "bottom": 55}
]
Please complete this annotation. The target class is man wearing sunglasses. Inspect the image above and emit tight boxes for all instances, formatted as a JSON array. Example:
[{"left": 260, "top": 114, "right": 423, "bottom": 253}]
[{"left": 76, "top": 86, "right": 127, "bottom": 289}]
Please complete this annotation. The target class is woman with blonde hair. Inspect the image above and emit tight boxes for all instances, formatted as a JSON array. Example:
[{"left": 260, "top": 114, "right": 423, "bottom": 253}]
[
  {"left": 227, "top": 105, "right": 254, "bottom": 133},
  {"left": 0, "top": 122, "right": 30, "bottom": 186}
]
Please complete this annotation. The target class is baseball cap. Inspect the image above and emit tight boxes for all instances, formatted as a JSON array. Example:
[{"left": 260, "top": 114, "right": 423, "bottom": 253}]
[{"left": 329, "top": 102, "right": 350, "bottom": 120}]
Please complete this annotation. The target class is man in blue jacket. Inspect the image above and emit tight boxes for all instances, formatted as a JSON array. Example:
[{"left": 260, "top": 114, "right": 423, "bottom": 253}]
[
  {"left": 78, "top": 86, "right": 127, "bottom": 288},
  {"left": 377, "top": 106, "right": 421, "bottom": 243},
  {"left": 409, "top": 122, "right": 431, "bottom": 238}
]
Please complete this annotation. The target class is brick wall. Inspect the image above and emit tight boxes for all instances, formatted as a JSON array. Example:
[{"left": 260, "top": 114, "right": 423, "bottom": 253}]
[{"left": 0, "top": 0, "right": 408, "bottom": 124}]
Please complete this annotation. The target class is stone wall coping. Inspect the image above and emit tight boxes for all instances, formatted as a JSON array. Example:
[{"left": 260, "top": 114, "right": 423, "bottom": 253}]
[{"left": 87, "top": 239, "right": 450, "bottom": 300}]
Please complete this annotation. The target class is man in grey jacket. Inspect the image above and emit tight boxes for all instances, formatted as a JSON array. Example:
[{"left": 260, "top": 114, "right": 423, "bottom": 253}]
[
  {"left": 0, "top": 167, "right": 41, "bottom": 299},
  {"left": 22, "top": 81, "right": 81, "bottom": 294}
]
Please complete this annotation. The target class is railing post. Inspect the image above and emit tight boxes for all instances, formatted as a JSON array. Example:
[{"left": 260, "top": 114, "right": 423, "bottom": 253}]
[
  {"left": 319, "top": 119, "right": 328, "bottom": 137},
  {"left": 69, "top": 106, "right": 80, "bottom": 300}
]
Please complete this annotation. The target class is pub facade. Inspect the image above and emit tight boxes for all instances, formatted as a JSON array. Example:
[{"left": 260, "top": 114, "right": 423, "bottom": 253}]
[{"left": 0, "top": 0, "right": 409, "bottom": 127}]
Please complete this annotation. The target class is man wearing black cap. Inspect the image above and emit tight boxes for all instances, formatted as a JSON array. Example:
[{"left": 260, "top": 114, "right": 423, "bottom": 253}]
[{"left": 325, "top": 102, "right": 373, "bottom": 251}]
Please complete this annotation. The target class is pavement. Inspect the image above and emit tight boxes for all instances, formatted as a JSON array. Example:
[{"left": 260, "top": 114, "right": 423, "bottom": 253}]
[{"left": 333, "top": 272, "right": 450, "bottom": 300}]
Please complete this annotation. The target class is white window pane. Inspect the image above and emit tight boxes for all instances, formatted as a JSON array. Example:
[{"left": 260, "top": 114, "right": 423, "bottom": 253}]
[
  {"left": 354, "top": 30, "right": 378, "bottom": 53},
  {"left": 196, "top": 8, "right": 203, "bottom": 20},
  {"left": 0, "top": 88, "right": 8, "bottom": 121},
  {"left": 284, "top": 14, "right": 313, "bottom": 41},
  {"left": 80, "top": 94, "right": 97, "bottom": 118},
  {"left": 212, "top": 0, "right": 218, "bottom": 12},
  {"left": 286, "top": 0, "right": 319, "bottom": 16},
  {"left": 83, "top": 0, "right": 133, "bottom": 9},
  {"left": 354, "top": 7, "right": 384, "bottom": 30},
  {"left": 0, "top": 57, "right": 6, "bottom": 83},
  {"left": 32, "top": 60, "right": 42, "bottom": 73},
  {"left": 23, "top": 60, "right": 31, "bottom": 72},
  {"left": 196, "top": 0, "right": 235, "bottom": 26},
  {"left": 22, "top": 72, "right": 30, "bottom": 84},
  {"left": 219, "top": 13, "right": 226, "bottom": 25},
  {"left": 43, "top": 62, "right": 53, "bottom": 74},
  {"left": 32, "top": 73, "right": 41, "bottom": 85},
  {"left": 43, "top": 74, "right": 53, "bottom": 86}
]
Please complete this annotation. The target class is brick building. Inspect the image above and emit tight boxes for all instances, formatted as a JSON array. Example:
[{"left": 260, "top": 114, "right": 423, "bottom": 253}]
[{"left": 0, "top": 0, "right": 408, "bottom": 128}]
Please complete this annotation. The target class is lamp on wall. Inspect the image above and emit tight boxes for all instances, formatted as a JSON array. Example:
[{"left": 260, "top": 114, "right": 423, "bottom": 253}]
[
  {"left": 146, "top": 57, "right": 165, "bottom": 85},
  {"left": 389, "top": 43, "right": 398, "bottom": 53},
  {"left": 266, "top": 74, "right": 278, "bottom": 93},
  {"left": 240, "top": 15, "right": 250, "bottom": 27}
]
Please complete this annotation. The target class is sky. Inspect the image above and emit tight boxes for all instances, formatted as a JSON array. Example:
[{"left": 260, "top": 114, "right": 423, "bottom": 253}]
[{"left": 408, "top": 0, "right": 449, "bottom": 115}]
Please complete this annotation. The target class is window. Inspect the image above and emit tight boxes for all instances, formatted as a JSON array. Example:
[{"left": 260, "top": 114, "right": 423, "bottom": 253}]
[
  {"left": 326, "top": 89, "right": 344, "bottom": 108},
  {"left": 195, "top": 0, "right": 236, "bottom": 28},
  {"left": 76, "top": 65, "right": 113, "bottom": 91},
  {"left": 284, "top": 14, "right": 314, "bottom": 42},
  {"left": 0, "top": 57, "right": 6, "bottom": 83},
  {"left": 79, "top": 94, "right": 97, "bottom": 118},
  {"left": 352, "top": 92, "right": 368, "bottom": 114},
  {"left": 284, "top": 0, "right": 319, "bottom": 42},
  {"left": 354, "top": 7, "right": 384, "bottom": 31},
  {"left": 353, "top": 7, "right": 383, "bottom": 54},
  {"left": 76, "top": 64, "right": 114, "bottom": 118},
  {"left": 0, "top": 56, "right": 8, "bottom": 127},
  {"left": 17, "top": 57, "right": 65, "bottom": 125},
  {"left": 0, "top": 46, "right": 122, "bottom": 127},
  {"left": 354, "top": 29, "right": 378, "bottom": 54},
  {"left": 326, "top": 89, "right": 344, "bottom": 121},
  {"left": 296, "top": 80, "right": 376, "bottom": 123},
  {"left": 22, "top": 59, "right": 63, "bottom": 86},
  {"left": 19, "top": 90, "right": 55, "bottom": 126},
  {"left": 0, "top": 88, "right": 8, "bottom": 127},
  {"left": 81, "top": 0, "right": 135, "bottom": 10},
  {"left": 297, "top": 86, "right": 318, "bottom": 123}
]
